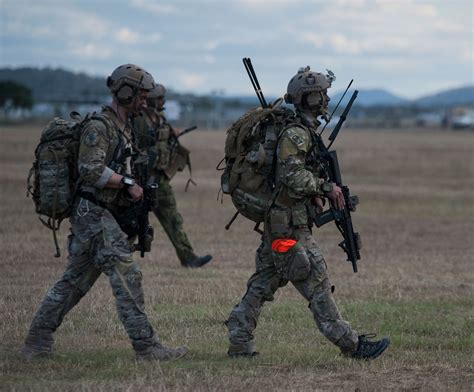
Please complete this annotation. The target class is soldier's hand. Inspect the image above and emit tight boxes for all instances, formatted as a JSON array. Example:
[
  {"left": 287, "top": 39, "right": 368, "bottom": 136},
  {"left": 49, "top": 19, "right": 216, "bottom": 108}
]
[
  {"left": 326, "top": 184, "right": 345, "bottom": 210},
  {"left": 128, "top": 184, "right": 144, "bottom": 203},
  {"left": 312, "top": 197, "right": 325, "bottom": 214}
]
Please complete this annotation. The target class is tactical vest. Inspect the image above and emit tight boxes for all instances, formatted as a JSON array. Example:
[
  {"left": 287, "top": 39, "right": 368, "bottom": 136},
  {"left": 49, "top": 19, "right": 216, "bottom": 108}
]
[
  {"left": 133, "top": 111, "right": 191, "bottom": 182},
  {"left": 79, "top": 109, "right": 134, "bottom": 207},
  {"left": 153, "top": 115, "right": 172, "bottom": 171}
]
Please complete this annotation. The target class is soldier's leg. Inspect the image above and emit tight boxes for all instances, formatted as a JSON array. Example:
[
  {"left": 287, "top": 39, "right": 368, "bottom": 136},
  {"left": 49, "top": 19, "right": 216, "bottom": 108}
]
[
  {"left": 290, "top": 229, "right": 359, "bottom": 354},
  {"left": 226, "top": 241, "right": 285, "bottom": 356},
  {"left": 95, "top": 208, "right": 186, "bottom": 359},
  {"left": 23, "top": 233, "right": 101, "bottom": 359},
  {"left": 153, "top": 178, "right": 195, "bottom": 265}
]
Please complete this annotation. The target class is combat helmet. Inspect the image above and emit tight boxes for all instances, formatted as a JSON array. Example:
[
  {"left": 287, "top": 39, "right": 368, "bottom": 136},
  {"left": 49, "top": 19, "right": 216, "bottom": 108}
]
[
  {"left": 146, "top": 83, "right": 167, "bottom": 109},
  {"left": 147, "top": 83, "right": 167, "bottom": 99},
  {"left": 106, "top": 64, "right": 156, "bottom": 104},
  {"left": 284, "top": 66, "right": 335, "bottom": 106}
]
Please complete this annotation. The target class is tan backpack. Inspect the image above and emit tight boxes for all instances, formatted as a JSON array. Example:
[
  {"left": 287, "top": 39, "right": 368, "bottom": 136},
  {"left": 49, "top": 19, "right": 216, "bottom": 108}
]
[
  {"left": 220, "top": 102, "right": 296, "bottom": 225},
  {"left": 27, "top": 111, "right": 112, "bottom": 256}
]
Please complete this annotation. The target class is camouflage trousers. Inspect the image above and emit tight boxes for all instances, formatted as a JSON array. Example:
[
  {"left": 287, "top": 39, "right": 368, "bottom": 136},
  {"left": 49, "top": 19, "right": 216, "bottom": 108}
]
[
  {"left": 226, "top": 227, "right": 359, "bottom": 354},
  {"left": 25, "top": 198, "right": 157, "bottom": 353},
  {"left": 151, "top": 174, "right": 195, "bottom": 265}
]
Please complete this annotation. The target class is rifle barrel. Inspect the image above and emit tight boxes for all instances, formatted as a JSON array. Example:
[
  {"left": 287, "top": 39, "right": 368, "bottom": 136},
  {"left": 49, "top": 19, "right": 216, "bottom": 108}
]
[
  {"left": 319, "top": 79, "right": 353, "bottom": 137},
  {"left": 327, "top": 90, "right": 358, "bottom": 149},
  {"left": 177, "top": 125, "right": 197, "bottom": 138}
]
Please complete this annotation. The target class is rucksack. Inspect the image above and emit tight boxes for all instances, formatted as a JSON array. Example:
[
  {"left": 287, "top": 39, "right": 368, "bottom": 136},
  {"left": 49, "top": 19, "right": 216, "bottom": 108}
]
[
  {"left": 220, "top": 101, "right": 297, "bottom": 226},
  {"left": 27, "top": 111, "right": 111, "bottom": 256}
]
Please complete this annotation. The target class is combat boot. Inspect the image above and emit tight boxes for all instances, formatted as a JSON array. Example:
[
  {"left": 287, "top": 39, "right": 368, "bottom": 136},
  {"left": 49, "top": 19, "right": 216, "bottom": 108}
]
[
  {"left": 227, "top": 342, "right": 259, "bottom": 359},
  {"left": 184, "top": 254, "right": 213, "bottom": 268},
  {"left": 21, "top": 331, "right": 54, "bottom": 361},
  {"left": 348, "top": 334, "right": 390, "bottom": 360},
  {"left": 135, "top": 342, "right": 188, "bottom": 362}
]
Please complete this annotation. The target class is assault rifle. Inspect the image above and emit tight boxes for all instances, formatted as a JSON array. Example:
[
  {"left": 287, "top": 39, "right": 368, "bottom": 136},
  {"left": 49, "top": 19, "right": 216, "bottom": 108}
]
[
  {"left": 134, "top": 183, "right": 158, "bottom": 257},
  {"left": 177, "top": 125, "right": 197, "bottom": 139},
  {"left": 168, "top": 125, "right": 197, "bottom": 154},
  {"left": 313, "top": 90, "right": 362, "bottom": 273},
  {"left": 132, "top": 154, "right": 158, "bottom": 257}
]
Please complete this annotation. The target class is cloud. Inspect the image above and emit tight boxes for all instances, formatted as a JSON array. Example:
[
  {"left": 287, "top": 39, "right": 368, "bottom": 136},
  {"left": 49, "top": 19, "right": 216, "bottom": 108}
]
[
  {"left": 69, "top": 43, "right": 113, "bottom": 60},
  {"left": 148, "top": 33, "right": 162, "bottom": 43},
  {"left": 116, "top": 28, "right": 140, "bottom": 44},
  {"left": 205, "top": 41, "right": 220, "bottom": 51},
  {"left": 236, "top": 0, "right": 292, "bottom": 7},
  {"left": 130, "top": 0, "right": 177, "bottom": 14},
  {"left": 1, "top": 0, "right": 471, "bottom": 98},
  {"left": 297, "top": 0, "right": 471, "bottom": 62},
  {"left": 115, "top": 28, "right": 162, "bottom": 44},
  {"left": 203, "top": 55, "right": 216, "bottom": 64},
  {"left": 2, "top": 3, "right": 110, "bottom": 40},
  {"left": 175, "top": 70, "right": 207, "bottom": 89}
]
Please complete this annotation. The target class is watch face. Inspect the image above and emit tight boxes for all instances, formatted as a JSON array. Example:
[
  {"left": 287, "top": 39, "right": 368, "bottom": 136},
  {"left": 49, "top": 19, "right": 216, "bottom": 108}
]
[
  {"left": 322, "top": 183, "right": 332, "bottom": 192},
  {"left": 123, "top": 177, "right": 134, "bottom": 186}
]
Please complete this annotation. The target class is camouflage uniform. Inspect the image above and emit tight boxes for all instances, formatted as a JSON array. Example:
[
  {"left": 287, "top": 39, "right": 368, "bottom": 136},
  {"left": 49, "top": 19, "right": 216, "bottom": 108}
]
[
  {"left": 24, "top": 106, "right": 161, "bottom": 355},
  {"left": 134, "top": 109, "right": 197, "bottom": 266},
  {"left": 226, "top": 112, "right": 359, "bottom": 356}
]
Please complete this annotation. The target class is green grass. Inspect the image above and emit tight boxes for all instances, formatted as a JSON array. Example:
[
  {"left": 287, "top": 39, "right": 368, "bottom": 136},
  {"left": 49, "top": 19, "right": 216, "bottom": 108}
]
[{"left": 3, "top": 298, "right": 472, "bottom": 391}]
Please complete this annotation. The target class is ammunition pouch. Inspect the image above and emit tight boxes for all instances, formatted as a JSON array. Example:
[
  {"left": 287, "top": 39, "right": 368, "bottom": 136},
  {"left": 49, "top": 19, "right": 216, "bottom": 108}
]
[
  {"left": 269, "top": 208, "right": 290, "bottom": 237},
  {"left": 291, "top": 204, "right": 309, "bottom": 227},
  {"left": 164, "top": 143, "right": 190, "bottom": 179},
  {"left": 134, "top": 225, "right": 154, "bottom": 253}
]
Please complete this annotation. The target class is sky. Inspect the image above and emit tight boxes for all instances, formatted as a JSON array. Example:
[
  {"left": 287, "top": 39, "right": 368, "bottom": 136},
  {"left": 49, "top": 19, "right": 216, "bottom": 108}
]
[{"left": 1, "top": 0, "right": 472, "bottom": 99}]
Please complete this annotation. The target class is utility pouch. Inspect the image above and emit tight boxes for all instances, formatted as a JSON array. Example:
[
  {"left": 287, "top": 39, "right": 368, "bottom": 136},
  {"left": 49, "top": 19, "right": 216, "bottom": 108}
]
[
  {"left": 164, "top": 143, "right": 190, "bottom": 179},
  {"left": 272, "top": 241, "right": 311, "bottom": 281},
  {"left": 135, "top": 225, "right": 154, "bottom": 253},
  {"left": 269, "top": 208, "right": 290, "bottom": 237},
  {"left": 291, "top": 204, "right": 308, "bottom": 227}
]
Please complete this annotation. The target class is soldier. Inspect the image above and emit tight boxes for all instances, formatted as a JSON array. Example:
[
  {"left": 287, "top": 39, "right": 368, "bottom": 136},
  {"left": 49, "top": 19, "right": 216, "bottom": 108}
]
[
  {"left": 21, "top": 64, "right": 188, "bottom": 362},
  {"left": 133, "top": 83, "right": 212, "bottom": 268},
  {"left": 225, "top": 66, "right": 390, "bottom": 360}
]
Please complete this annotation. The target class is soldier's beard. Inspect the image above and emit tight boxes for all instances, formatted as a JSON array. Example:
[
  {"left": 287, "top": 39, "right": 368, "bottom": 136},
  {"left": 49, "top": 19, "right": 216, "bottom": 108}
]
[{"left": 305, "top": 105, "right": 327, "bottom": 121}]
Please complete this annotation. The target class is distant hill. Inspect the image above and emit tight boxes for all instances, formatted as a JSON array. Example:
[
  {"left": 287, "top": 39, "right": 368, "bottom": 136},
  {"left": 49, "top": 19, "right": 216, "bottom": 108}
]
[
  {"left": 413, "top": 86, "right": 474, "bottom": 108},
  {"left": 1, "top": 67, "right": 472, "bottom": 108},
  {"left": 331, "top": 88, "right": 409, "bottom": 107},
  {"left": 0, "top": 67, "right": 108, "bottom": 102}
]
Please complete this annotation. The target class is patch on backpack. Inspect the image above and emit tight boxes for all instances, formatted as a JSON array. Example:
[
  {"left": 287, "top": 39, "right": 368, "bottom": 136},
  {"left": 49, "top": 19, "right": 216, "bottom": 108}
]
[{"left": 84, "top": 131, "right": 98, "bottom": 147}]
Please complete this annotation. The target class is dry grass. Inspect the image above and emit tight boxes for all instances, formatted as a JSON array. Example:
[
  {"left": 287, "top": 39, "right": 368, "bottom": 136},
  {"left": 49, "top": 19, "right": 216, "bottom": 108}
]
[{"left": 0, "top": 122, "right": 473, "bottom": 391}]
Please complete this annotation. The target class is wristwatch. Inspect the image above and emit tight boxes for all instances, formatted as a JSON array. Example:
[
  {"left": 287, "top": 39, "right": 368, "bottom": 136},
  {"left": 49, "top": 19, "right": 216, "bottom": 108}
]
[
  {"left": 121, "top": 176, "right": 135, "bottom": 189},
  {"left": 321, "top": 182, "right": 333, "bottom": 193}
]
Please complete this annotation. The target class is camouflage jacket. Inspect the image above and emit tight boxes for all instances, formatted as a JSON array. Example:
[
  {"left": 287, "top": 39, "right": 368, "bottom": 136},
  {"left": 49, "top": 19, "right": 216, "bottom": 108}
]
[
  {"left": 274, "top": 111, "right": 326, "bottom": 207},
  {"left": 78, "top": 105, "right": 133, "bottom": 206}
]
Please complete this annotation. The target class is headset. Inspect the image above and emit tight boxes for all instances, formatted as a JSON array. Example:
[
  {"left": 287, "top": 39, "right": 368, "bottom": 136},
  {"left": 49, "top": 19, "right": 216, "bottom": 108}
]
[{"left": 106, "top": 77, "right": 138, "bottom": 105}]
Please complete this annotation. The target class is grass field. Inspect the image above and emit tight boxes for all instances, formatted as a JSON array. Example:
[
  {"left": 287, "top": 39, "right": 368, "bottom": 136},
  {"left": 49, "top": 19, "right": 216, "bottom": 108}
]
[{"left": 0, "top": 123, "right": 473, "bottom": 391}]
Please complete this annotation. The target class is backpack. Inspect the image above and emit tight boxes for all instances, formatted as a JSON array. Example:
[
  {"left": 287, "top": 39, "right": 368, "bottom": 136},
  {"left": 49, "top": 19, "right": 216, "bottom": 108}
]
[
  {"left": 220, "top": 100, "right": 297, "bottom": 226},
  {"left": 27, "top": 111, "right": 111, "bottom": 256}
]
